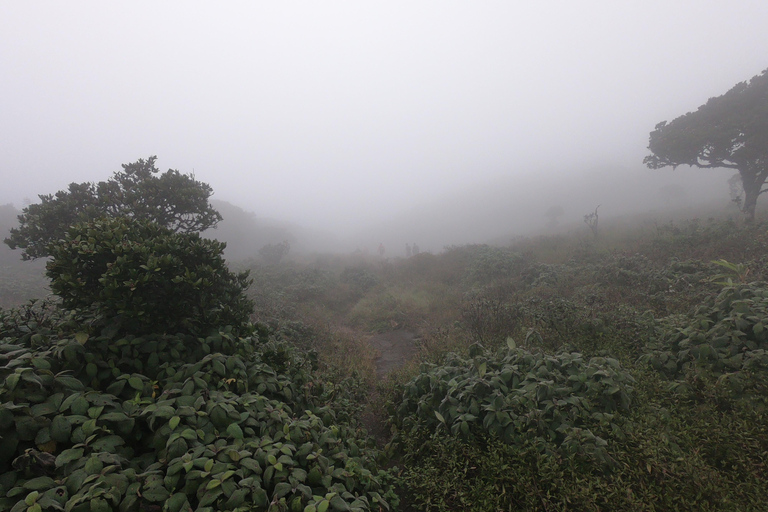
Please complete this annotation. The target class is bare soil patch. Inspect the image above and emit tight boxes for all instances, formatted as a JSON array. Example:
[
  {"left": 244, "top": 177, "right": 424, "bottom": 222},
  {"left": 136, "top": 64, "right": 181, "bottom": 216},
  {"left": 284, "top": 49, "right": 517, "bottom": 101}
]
[
  {"left": 359, "top": 329, "right": 419, "bottom": 447},
  {"left": 367, "top": 329, "right": 418, "bottom": 379}
]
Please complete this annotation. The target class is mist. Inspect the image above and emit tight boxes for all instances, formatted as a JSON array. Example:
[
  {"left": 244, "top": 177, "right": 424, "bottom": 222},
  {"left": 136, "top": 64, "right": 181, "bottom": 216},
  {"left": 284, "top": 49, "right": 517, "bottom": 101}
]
[{"left": 1, "top": 1, "right": 766, "bottom": 252}]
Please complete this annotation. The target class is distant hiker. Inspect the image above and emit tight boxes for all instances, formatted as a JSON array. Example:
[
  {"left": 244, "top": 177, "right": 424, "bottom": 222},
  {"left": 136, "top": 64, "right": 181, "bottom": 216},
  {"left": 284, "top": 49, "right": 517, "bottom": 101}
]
[
  {"left": 378, "top": 243, "right": 385, "bottom": 257},
  {"left": 412, "top": 243, "right": 420, "bottom": 255},
  {"left": 406, "top": 243, "right": 412, "bottom": 257}
]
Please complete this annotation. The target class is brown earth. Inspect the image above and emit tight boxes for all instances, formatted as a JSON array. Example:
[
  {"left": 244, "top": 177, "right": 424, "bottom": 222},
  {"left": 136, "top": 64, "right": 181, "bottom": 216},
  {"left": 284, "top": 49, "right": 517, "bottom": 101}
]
[
  {"left": 367, "top": 329, "right": 419, "bottom": 379},
  {"left": 361, "top": 329, "right": 420, "bottom": 510},
  {"left": 360, "top": 329, "right": 419, "bottom": 447}
]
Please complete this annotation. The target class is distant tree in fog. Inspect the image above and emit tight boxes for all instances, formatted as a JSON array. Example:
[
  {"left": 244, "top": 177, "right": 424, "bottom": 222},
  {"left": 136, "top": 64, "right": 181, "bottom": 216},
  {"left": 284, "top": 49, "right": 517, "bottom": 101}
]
[
  {"left": 584, "top": 205, "right": 599, "bottom": 238},
  {"left": 4, "top": 156, "right": 221, "bottom": 260},
  {"left": 258, "top": 240, "right": 290, "bottom": 265},
  {"left": 645, "top": 68, "right": 768, "bottom": 223}
]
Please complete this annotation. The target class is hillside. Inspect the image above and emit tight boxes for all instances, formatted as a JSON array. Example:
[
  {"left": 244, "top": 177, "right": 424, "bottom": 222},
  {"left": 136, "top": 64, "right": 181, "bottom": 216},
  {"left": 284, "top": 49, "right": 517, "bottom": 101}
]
[
  {"left": 3, "top": 206, "right": 768, "bottom": 510},
  {"left": 242, "top": 212, "right": 768, "bottom": 510}
]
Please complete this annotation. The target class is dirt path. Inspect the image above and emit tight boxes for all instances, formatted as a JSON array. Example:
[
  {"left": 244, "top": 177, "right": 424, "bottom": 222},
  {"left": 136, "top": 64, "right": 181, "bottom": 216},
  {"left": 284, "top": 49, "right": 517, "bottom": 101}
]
[
  {"left": 367, "top": 329, "right": 419, "bottom": 379},
  {"left": 361, "top": 330, "right": 420, "bottom": 510},
  {"left": 360, "top": 329, "right": 418, "bottom": 446}
]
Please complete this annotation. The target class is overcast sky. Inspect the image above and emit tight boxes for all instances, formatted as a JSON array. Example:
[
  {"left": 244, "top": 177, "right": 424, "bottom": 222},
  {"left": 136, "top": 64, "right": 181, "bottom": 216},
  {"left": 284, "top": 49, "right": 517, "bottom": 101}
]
[{"left": 1, "top": 1, "right": 767, "bottom": 239}]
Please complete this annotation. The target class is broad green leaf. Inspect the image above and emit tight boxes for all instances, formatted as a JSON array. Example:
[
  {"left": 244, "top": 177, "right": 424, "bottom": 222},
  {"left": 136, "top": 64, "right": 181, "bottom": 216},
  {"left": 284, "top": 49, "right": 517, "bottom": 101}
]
[
  {"left": 22, "top": 476, "right": 55, "bottom": 491},
  {"left": 166, "top": 493, "right": 188, "bottom": 512},
  {"left": 273, "top": 482, "right": 292, "bottom": 499},
  {"left": 141, "top": 486, "right": 170, "bottom": 502},
  {"left": 24, "top": 491, "right": 39, "bottom": 506},
  {"left": 226, "top": 423, "right": 243, "bottom": 440},
  {"left": 5, "top": 373, "right": 20, "bottom": 391},
  {"left": 253, "top": 489, "right": 268, "bottom": 507},
  {"left": 128, "top": 377, "right": 144, "bottom": 390},
  {"left": 31, "top": 358, "right": 51, "bottom": 370},
  {"left": 50, "top": 415, "right": 72, "bottom": 443},
  {"left": 55, "top": 375, "right": 84, "bottom": 391},
  {"left": 100, "top": 411, "right": 129, "bottom": 422}
]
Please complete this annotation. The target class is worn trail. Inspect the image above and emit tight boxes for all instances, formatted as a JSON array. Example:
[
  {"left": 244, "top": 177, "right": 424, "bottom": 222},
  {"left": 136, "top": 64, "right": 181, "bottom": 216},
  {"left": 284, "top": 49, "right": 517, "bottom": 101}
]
[
  {"left": 367, "top": 329, "right": 418, "bottom": 379},
  {"left": 359, "top": 329, "right": 418, "bottom": 445}
]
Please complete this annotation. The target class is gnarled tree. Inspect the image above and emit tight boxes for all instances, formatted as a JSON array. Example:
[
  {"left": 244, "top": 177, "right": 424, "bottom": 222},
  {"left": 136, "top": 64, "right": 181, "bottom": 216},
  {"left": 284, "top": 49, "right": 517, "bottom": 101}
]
[
  {"left": 644, "top": 69, "right": 768, "bottom": 222},
  {"left": 4, "top": 156, "right": 222, "bottom": 259}
]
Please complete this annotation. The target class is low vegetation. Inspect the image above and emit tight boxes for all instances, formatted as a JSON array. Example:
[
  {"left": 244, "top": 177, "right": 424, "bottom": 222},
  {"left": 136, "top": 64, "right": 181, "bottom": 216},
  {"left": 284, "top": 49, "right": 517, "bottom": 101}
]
[
  {"left": 0, "top": 216, "right": 397, "bottom": 512},
  {"left": 3, "top": 205, "right": 768, "bottom": 510},
  {"left": 238, "top": 214, "right": 768, "bottom": 510}
]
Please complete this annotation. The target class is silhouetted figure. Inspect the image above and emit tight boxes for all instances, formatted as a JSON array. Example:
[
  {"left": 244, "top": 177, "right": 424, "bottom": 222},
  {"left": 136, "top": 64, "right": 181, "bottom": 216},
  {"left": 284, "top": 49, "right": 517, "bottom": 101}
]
[
  {"left": 406, "top": 243, "right": 412, "bottom": 257},
  {"left": 378, "top": 243, "right": 385, "bottom": 257},
  {"left": 412, "top": 243, "right": 420, "bottom": 255}
]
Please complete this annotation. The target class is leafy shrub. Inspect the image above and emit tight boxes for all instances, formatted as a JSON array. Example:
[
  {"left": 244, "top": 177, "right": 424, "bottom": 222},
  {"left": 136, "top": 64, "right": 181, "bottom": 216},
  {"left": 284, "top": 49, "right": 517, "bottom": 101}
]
[
  {"left": 392, "top": 342, "right": 634, "bottom": 466},
  {"left": 0, "top": 327, "right": 397, "bottom": 512},
  {"left": 340, "top": 267, "right": 379, "bottom": 294},
  {"left": 45, "top": 217, "right": 253, "bottom": 337},
  {"left": 643, "top": 282, "right": 768, "bottom": 382},
  {"left": 460, "top": 294, "right": 521, "bottom": 346},
  {"left": 4, "top": 156, "right": 222, "bottom": 260},
  {"left": 463, "top": 245, "right": 524, "bottom": 285},
  {"left": 0, "top": 211, "right": 397, "bottom": 512}
]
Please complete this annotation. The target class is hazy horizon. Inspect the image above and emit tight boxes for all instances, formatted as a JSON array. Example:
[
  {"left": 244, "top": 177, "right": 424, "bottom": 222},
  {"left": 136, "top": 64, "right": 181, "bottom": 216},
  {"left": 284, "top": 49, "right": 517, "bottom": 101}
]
[{"left": 2, "top": 2, "right": 766, "bottom": 243}]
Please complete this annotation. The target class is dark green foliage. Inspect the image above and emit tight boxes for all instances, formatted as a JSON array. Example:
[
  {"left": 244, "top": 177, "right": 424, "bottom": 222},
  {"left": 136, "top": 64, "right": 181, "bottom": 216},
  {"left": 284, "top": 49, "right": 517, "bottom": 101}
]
[
  {"left": 398, "top": 402, "right": 768, "bottom": 512},
  {"left": 0, "top": 159, "right": 399, "bottom": 512},
  {"left": 0, "top": 323, "right": 397, "bottom": 512},
  {"left": 45, "top": 217, "right": 253, "bottom": 337},
  {"left": 645, "top": 69, "right": 768, "bottom": 222},
  {"left": 643, "top": 282, "right": 768, "bottom": 388},
  {"left": 386, "top": 237, "right": 768, "bottom": 510},
  {"left": 4, "top": 156, "right": 222, "bottom": 260},
  {"left": 460, "top": 293, "right": 521, "bottom": 346},
  {"left": 0, "top": 207, "right": 396, "bottom": 511},
  {"left": 392, "top": 344, "right": 634, "bottom": 466}
]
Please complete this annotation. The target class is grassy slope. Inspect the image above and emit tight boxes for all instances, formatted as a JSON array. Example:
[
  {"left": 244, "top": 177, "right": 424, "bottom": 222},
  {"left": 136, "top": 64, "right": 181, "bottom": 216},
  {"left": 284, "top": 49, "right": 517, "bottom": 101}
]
[
  {"left": 4, "top": 207, "right": 767, "bottom": 510},
  {"left": 244, "top": 211, "right": 768, "bottom": 511}
]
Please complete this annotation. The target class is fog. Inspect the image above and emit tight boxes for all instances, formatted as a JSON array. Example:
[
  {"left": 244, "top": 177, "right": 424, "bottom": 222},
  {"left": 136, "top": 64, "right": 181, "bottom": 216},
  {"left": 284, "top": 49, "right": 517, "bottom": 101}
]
[{"left": 1, "top": 2, "right": 766, "bottom": 253}]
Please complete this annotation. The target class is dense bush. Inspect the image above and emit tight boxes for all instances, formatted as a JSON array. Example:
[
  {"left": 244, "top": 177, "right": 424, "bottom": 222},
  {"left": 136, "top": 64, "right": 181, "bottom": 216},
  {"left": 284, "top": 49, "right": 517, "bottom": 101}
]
[
  {"left": 392, "top": 343, "right": 634, "bottom": 466},
  {"left": 460, "top": 294, "right": 521, "bottom": 346},
  {"left": 0, "top": 329, "right": 397, "bottom": 512},
  {"left": 0, "top": 215, "right": 397, "bottom": 512},
  {"left": 643, "top": 282, "right": 768, "bottom": 396},
  {"left": 463, "top": 245, "right": 524, "bottom": 285},
  {"left": 45, "top": 218, "right": 253, "bottom": 337},
  {"left": 4, "top": 156, "right": 222, "bottom": 260}
]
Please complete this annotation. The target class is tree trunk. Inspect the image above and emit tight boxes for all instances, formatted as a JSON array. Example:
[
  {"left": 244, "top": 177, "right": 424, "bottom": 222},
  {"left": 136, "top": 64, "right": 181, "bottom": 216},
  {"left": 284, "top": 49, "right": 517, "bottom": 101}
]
[{"left": 741, "top": 171, "right": 760, "bottom": 224}]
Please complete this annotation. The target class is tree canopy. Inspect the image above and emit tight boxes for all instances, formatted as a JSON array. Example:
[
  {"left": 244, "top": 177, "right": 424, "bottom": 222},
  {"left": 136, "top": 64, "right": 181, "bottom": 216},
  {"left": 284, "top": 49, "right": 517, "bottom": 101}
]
[
  {"left": 46, "top": 217, "right": 253, "bottom": 337},
  {"left": 4, "top": 156, "right": 222, "bottom": 259},
  {"left": 644, "top": 68, "right": 768, "bottom": 222}
]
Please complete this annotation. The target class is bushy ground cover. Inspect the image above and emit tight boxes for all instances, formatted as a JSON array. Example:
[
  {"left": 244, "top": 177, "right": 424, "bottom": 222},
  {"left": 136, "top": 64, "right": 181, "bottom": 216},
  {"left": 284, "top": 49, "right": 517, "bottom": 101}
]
[
  {"left": 380, "top": 218, "right": 768, "bottom": 510},
  {"left": 5, "top": 210, "right": 768, "bottom": 511},
  {"left": 0, "top": 218, "right": 398, "bottom": 512},
  {"left": 239, "top": 214, "right": 768, "bottom": 510}
]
